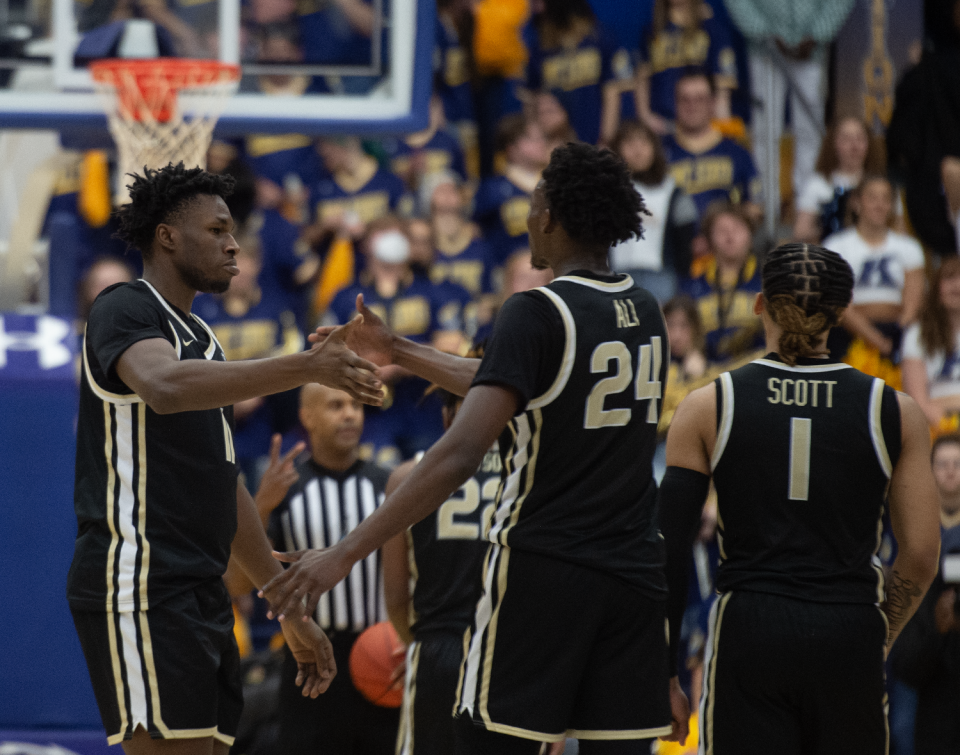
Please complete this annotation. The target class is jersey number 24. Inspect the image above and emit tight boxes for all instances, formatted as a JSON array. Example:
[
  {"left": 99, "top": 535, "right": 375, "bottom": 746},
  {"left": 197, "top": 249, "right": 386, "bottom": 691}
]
[{"left": 584, "top": 337, "right": 662, "bottom": 429}]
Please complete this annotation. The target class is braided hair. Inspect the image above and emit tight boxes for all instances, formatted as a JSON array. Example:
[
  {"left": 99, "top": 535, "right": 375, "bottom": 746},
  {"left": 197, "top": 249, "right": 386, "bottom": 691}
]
[{"left": 761, "top": 243, "right": 854, "bottom": 365}]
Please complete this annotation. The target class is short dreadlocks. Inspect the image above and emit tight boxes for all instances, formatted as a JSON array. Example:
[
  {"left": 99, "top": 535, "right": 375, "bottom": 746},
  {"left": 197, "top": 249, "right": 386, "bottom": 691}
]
[
  {"left": 114, "top": 162, "right": 235, "bottom": 257},
  {"left": 541, "top": 143, "right": 646, "bottom": 251}
]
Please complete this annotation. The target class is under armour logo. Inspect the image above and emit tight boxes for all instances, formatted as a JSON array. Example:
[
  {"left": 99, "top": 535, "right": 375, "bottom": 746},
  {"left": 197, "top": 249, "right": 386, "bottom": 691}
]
[{"left": 0, "top": 315, "right": 72, "bottom": 370}]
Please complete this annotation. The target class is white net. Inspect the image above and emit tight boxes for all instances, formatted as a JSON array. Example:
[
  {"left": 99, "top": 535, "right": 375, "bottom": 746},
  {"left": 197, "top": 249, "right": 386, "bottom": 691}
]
[{"left": 90, "top": 60, "right": 240, "bottom": 201}]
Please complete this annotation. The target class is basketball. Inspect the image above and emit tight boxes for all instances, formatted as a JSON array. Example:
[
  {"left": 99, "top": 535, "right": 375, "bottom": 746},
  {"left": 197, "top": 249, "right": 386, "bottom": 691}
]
[{"left": 349, "top": 621, "right": 405, "bottom": 708}]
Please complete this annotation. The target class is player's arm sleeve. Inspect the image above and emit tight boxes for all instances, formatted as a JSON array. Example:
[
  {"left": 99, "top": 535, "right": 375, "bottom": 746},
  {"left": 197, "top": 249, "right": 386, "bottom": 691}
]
[
  {"left": 471, "top": 290, "right": 563, "bottom": 411},
  {"left": 86, "top": 287, "right": 170, "bottom": 383},
  {"left": 658, "top": 465, "right": 712, "bottom": 676}
]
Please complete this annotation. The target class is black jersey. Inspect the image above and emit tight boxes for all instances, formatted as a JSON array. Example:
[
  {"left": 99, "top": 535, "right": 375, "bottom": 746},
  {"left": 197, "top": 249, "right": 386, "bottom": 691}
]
[
  {"left": 472, "top": 272, "right": 668, "bottom": 597},
  {"left": 711, "top": 355, "right": 902, "bottom": 604},
  {"left": 407, "top": 445, "right": 501, "bottom": 637},
  {"left": 271, "top": 458, "right": 389, "bottom": 632},
  {"left": 68, "top": 280, "right": 240, "bottom": 612}
]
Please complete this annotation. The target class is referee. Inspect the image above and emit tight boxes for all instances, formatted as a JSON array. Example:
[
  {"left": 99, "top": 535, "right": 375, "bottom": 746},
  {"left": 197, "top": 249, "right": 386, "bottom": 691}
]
[{"left": 261, "top": 383, "right": 398, "bottom": 754}]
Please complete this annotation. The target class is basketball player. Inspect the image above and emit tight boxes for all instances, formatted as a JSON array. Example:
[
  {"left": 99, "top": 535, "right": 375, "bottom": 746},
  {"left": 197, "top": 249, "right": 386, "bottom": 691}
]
[
  {"left": 658, "top": 243, "right": 942, "bottom": 753},
  {"left": 382, "top": 379, "right": 499, "bottom": 755},
  {"left": 264, "top": 143, "right": 685, "bottom": 752},
  {"left": 67, "top": 163, "right": 383, "bottom": 755}
]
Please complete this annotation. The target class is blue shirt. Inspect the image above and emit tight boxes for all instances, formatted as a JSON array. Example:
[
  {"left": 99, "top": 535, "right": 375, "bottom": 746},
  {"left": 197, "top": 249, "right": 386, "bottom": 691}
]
[
  {"left": 473, "top": 175, "right": 532, "bottom": 265},
  {"left": 524, "top": 20, "right": 633, "bottom": 144},
  {"left": 434, "top": 14, "right": 475, "bottom": 124},
  {"left": 257, "top": 209, "right": 316, "bottom": 331},
  {"left": 299, "top": 3, "right": 372, "bottom": 66},
  {"left": 243, "top": 135, "right": 327, "bottom": 188},
  {"left": 430, "top": 235, "right": 497, "bottom": 297},
  {"left": 311, "top": 166, "right": 413, "bottom": 226},
  {"left": 380, "top": 130, "right": 467, "bottom": 184},
  {"left": 639, "top": 16, "right": 737, "bottom": 120},
  {"left": 663, "top": 134, "right": 761, "bottom": 218},
  {"left": 680, "top": 254, "right": 764, "bottom": 363}
]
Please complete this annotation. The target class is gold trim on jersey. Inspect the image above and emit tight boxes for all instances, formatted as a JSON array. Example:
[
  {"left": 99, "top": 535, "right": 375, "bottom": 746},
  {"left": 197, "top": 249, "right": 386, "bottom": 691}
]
[
  {"left": 868, "top": 379, "right": 893, "bottom": 478},
  {"left": 140, "top": 279, "right": 194, "bottom": 335},
  {"left": 82, "top": 327, "right": 143, "bottom": 406},
  {"left": 711, "top": 373, "right": 734, "bottom": 471},
  {"left": 396, "top": 641, "right": 421, "bottom": 755},
  {"left": 552, "top": 274, "right": 635, "bottom": 292},
  {"left": 872, "top": 514, "right": 886, "bottom": 604},
  {"left": 567, "top": 726, "right": 674, "bottom": 740},
  {"left": 405, "top": 529, "right": 419, "bottom": 629},
  {"left": 751, "top": 358, "right": 852, "bottom": 373},
  {"left": 137, "top": 406, "right": 150, "bottom": 610},
  {"left": 700, "top": 592, "right": 732, "bottom": 755},
  {"left": 482, "top": 721, "right": 565, "bottom": 743},
  {"left": 479, "top": 547, "right": 511, "bottom": 727},
  {"left": 459, "top": 545, "right": 501, "bottom": 716},
  {"left": 528, "top": 289, "right": 576, "bottom": 410}
]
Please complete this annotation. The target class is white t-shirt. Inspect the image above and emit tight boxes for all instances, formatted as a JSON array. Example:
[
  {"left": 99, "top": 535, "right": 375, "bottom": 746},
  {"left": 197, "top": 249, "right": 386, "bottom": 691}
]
[
  {"left": 902, "top": 323, "right": 960, "bottom": 400},
  {"left": 610, "top": 176, "right": 697, "bottom": 271},
  {"left": 822, "top": 227, "right": 924, "bottom": 306},
  {"left": 796, "top": 171, "right": 903, "bottom": 216}
]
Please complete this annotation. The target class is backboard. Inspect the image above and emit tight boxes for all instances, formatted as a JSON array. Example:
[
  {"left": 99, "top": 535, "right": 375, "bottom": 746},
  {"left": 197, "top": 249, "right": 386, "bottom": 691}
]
[{"left": 0, "top": 0, "right": 434, "bottom": 135}]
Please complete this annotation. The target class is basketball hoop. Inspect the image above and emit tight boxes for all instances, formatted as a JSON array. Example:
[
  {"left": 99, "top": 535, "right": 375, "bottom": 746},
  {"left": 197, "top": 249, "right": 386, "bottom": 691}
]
[{"left": 90, "top": 58, "right": 241, "bottom": 201}]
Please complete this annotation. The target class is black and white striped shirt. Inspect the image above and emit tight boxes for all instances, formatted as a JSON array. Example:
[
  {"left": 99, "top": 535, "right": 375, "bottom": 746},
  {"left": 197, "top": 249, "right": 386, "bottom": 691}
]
[{"left": 270, "top": 458, "right": 390, "bottom": 632}]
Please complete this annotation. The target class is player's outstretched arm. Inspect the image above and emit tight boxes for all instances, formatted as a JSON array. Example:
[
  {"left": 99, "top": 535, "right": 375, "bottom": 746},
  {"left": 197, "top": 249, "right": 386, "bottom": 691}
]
[
  {"left": 883, "top": 393, "right": 941, "bottom": 653},
  {"left": 116, "top": 317, "right": 383, "bottom": 413},
  {"left": 382, "top": 460, "right": 417, "bottom": 645},
  {"left": 260, "top": 384, "right": 519, "bottom": 620},
  {"left": 657, "top": 385, "right": 716, "bottom": 745},
  {"left": 310, "top": 294, "right": 481, "bottom": 396},
  {"left": 231, "top": 481, "right": 336, "bottom": 696}
]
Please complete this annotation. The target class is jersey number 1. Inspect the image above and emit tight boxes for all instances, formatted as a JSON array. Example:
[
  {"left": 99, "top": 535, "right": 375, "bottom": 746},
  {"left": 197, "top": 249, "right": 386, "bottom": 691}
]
[
  {"left": 584, "top": 337, "right": 662, "bottom": 429},
  {"left": 789, "top": 417, "right": 812, "bottom": 501}
]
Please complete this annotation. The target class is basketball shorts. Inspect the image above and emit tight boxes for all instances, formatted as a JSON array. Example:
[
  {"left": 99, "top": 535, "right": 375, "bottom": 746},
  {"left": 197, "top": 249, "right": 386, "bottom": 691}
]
[
  {"left": 71, "top": 578, "right": 243, "bottom": 746},
  {"left": 397, "top": 631, "right": 465, "bottom": 755},
  {"left": 456, "top": 546, "right": 672, "bottom": 743},
  {"left": 700, "top": 591, "right": 888, "bottom": 755}
]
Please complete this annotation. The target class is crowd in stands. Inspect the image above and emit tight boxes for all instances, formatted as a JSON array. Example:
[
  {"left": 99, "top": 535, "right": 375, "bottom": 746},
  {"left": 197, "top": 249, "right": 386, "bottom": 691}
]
[{"left": 59, "top": 0, "right": 960, "bottom": 752}]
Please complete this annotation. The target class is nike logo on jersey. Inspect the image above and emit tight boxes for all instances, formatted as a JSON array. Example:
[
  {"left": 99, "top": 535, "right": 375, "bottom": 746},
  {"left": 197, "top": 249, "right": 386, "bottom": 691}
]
[{"left": 183, "top": 339, "right": 195, "bottom": 347}]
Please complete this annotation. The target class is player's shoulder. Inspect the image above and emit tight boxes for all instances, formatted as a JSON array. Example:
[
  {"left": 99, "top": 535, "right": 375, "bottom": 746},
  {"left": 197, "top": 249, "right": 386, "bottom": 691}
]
[{"left": 89, "top": 279, "right": 159, "bottom": 320}]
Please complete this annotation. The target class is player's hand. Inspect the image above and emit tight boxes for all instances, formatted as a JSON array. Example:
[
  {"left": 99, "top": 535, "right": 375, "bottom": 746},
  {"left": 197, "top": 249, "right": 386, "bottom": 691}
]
[
  {"left": 661, "top": 676, "right": 690, "bottom": 744},
  {"left": 308, "top": 295, "right": 395, "bottom": 367},
  {"left": 543, "top": 740, "right": 565, "bottom": 755},
  {"left": 281, "top": 617, "right": 337, "bottom": 697},
  {"left": 307, "top": 316, "right": 384, "bottom": 405},
  {"left": 256, "top": 434, "right": 305, "bottom": 516},
  {"left": 389, "top": 645, "right": 406, "bottom": 690},
  {"left": 261, "top": 545, "right": 352, "bottom": 621}
]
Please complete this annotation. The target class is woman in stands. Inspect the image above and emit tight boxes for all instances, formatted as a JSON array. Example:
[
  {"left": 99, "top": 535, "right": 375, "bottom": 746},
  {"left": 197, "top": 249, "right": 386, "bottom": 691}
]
[
  {"left": 823, "top": 175, "right": 924, "bottom": 388},
  {"left": 635, "top": 0, "right": 737, "bottom": 134},
  {"left": 903, "top": 257, "right": 960, "bottom": 434},
  {"left": 609, "top": 119, "right": 698, "bottom": 301},
  {"left": 523, "top": 0, "right": 632, "bottom": 145},
  {"left": 793, "top": 116, "right": 887, "bottom": 243}
]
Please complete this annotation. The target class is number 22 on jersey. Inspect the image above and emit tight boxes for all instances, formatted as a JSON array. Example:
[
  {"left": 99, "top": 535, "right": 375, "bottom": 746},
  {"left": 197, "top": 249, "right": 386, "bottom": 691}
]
[{"left": 584, "top": 336, "right": 662, "bottom": 429}]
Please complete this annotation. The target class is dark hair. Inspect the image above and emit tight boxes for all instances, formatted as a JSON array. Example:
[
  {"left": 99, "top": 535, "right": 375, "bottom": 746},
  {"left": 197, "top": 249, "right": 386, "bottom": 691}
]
[
  {"left": 701, "top": 200, "right": 754, "bottom": 245},
  {"left": 847, "top": 173, "right": 895, "bottom": 228},
  {"left": 761, "top": 243, "right": 854, "bottom": 365},
  {"left": 933, "top": 433, "right": 960, "bottom": 461},
  {"left": 541, "top": 142, "right": 645, "bottom": 249},
  {"left": 662, "top": 294, "right": 704, "bottom": 352},
  {"left": 114, "top": 162, "right": 235, "bottom": 256},
  {"left": 676, "top": 67, "right": 716, "bottom": 97},
  {"left": 611, "top": 119, "right": 667, "bottom": 185},
  {"left": 814, "top": 116, "right": 886, "bottom": 178},
  {"left": 536, "top": 0, "right": 595, "bottom": 35},
  {"left": 652, "top": 0, "right": 702, "bottom": 39},
  {"left": 496, "top": 112, "right": 536, "bottom": 153},
  {"left": 920, "top": 255, "right": 960, "bottom": 355}
]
